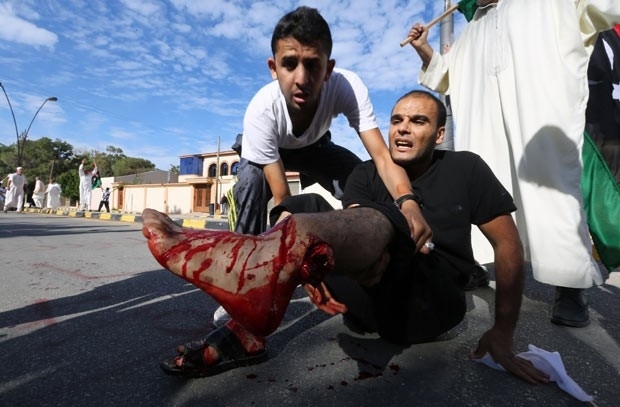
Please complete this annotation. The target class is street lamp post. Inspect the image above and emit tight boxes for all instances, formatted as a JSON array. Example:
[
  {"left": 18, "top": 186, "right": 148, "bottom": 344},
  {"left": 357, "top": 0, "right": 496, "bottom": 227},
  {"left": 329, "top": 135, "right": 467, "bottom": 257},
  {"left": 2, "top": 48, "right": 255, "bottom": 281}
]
[
  {"left": 17, "top": 96, "right": 58, "bottom": 167},
  {"left": 0, "top": 82, "right": 57, "bottom": 167},
  {"left": 0, "top": 82, "right": 19, "bottom": 157}
]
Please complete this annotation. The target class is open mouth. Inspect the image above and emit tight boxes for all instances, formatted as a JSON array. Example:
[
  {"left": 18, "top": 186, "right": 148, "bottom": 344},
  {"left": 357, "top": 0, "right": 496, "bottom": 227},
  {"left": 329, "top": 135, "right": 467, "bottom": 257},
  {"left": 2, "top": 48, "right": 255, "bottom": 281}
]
[
  {"left": 394, "top": 138, "right": 413, "bottom": 150},
  {"left": 293, "top": 91, "right": 308, "bottom": 105}
]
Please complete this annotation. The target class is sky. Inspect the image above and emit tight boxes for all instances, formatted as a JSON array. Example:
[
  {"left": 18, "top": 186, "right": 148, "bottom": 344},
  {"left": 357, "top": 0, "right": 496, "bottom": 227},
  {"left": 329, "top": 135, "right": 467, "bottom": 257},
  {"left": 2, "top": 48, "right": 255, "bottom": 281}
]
[{"left": 0, "top": 0, "right": 467, "bottom": 170}]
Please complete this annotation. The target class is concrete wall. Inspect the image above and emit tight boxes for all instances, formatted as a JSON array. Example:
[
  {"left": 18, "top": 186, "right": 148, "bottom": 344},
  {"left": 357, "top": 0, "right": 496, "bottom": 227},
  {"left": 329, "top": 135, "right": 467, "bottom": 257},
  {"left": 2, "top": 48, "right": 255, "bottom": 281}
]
[
  {"left": 122, "top": 183, "right": 193, "bottom": 214},
  {"left": 81, "top": 150, "right": 339, "bottom": 215}
]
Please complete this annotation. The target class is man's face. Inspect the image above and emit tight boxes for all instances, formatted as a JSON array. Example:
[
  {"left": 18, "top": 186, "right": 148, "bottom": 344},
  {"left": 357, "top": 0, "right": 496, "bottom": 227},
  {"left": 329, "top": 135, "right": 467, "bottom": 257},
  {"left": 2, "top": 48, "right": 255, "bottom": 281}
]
[
  {"left": 16, "top": 168, "right": 22, "bottom": 174},
  {"left": 388, "top": 95, "right": 444, "bottom": 167},
  {"left": 268, "top": 37, "right": 335, "bottom": 114}
]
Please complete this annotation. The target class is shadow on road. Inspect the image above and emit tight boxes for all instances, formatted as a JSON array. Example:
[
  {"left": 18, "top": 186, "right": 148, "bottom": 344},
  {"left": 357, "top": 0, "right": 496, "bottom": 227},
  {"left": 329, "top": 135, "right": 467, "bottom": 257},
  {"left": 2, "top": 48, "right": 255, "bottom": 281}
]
[{"left": 1, "top": 261, "right": 619, "bottom": 407}]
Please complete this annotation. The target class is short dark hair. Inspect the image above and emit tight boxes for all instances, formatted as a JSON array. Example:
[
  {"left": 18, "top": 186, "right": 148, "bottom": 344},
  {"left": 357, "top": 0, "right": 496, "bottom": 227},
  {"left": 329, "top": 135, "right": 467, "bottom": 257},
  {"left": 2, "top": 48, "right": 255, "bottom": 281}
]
[
  {"left": 396, "top": 90, "right": 447, "bottom": 128},
  {"left": 271, "top": 6, "right": 332, "bottom": 57}
]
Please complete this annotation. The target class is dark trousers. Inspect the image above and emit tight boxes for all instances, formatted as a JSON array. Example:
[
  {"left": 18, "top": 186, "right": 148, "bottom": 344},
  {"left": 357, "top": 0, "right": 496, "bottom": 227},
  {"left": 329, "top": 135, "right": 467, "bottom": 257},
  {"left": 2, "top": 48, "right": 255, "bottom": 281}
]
[
  {"left": 273, "top": 193, "right": 466, "bottom": 345},
  {"left": 232, "top": 132, "right": 362, "bottom": 235},
  {"left": 98, "top": 201, "right": 110, "bottom": 212}
]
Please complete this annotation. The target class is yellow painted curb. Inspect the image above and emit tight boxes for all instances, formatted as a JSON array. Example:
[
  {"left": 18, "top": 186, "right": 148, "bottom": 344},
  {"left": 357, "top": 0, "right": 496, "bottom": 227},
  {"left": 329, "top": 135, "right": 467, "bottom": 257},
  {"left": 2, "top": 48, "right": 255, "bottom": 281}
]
[
  {"left": 182, "top": 219, "right": 207, "bottom": 229},
  {"left": 100, "top": 213, "right": 112, "bottom": 220},
  {"left": 120, "top": 214, "right": 137, "bottom": 223}
]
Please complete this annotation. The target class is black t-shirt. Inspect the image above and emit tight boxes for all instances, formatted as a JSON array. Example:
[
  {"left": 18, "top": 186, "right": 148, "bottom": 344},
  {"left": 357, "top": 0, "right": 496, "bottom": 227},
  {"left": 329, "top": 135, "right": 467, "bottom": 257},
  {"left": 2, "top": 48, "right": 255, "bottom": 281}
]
[
  {"left": 341, "top": 150, "right": 516, "bottom": 344},
  {"left": 344, "top": 150, "right": 516, "bottom": 268}
]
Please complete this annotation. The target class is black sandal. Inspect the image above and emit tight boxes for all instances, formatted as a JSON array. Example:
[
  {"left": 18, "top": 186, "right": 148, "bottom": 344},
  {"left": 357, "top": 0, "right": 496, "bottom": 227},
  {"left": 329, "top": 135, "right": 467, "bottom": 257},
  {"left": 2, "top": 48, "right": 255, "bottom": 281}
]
[{"left": 160, "top": 325, "right": 268, "bottom": 378}]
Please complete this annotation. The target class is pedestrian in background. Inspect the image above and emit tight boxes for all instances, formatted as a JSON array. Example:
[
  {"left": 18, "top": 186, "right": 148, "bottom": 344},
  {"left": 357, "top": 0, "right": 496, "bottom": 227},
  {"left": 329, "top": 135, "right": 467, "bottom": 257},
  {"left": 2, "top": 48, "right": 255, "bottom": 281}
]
[
  {"left": 78, "top": 159, "right": 97, "bottom": 211},
  {"left": 98, "top": 187, "right": 111, "bottom": 212},
  {"left": 45, "top": 178, "right": 62, "bottom": 209},
  {"left": 0, "top": 180, "right": 6, "bottom": 212},
  {"left": 32, "top": 176, "right": 46, "bottom": 208},
  {"left": 3, "top": 166, "right": 27, "bottom": 213}
]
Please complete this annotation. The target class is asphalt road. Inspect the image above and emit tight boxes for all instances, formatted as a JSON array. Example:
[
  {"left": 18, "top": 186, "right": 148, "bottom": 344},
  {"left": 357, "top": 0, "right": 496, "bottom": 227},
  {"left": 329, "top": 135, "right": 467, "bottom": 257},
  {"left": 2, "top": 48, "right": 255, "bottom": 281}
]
[{"left": 1, "top": 213, "right": 619, "bottom": 407}]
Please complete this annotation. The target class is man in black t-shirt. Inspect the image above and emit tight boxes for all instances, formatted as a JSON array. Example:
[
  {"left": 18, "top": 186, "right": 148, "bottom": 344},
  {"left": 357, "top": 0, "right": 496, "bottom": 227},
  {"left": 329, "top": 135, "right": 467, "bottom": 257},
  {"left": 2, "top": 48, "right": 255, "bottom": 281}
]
[{"left": 142, "top": 90, "right": 546, "bottom": 384}]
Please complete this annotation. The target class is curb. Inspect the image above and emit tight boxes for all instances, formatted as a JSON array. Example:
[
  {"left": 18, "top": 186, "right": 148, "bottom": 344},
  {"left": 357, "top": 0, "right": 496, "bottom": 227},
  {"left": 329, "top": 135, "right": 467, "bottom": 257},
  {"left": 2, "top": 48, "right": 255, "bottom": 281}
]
[
  {"left": 19, "top": 207, "right": 229, "bottom": 230},
  {"left": 173, "top": 217, "right": 230, "bottom": 231}
]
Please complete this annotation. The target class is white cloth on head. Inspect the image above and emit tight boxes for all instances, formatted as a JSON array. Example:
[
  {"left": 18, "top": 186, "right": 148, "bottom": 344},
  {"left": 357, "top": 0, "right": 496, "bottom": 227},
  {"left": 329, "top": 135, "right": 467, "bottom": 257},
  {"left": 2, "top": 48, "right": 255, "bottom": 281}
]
[{"left": 475, "top": 344, "right": 593, "bottom": 402}]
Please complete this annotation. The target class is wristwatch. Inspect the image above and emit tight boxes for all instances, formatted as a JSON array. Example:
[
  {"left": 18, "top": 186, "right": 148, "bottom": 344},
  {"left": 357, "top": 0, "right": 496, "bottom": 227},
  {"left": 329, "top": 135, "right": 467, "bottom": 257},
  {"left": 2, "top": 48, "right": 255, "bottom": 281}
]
[{"left": 394, "top": 192, "right": 423, "bottom": 209}]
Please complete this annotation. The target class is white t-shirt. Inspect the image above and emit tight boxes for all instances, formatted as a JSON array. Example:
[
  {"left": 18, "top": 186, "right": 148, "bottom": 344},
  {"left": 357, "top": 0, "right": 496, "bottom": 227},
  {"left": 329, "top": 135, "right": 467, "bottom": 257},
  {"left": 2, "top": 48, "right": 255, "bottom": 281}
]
[{"left": 241, "top": 68, "right": 378, "bottom": 165}]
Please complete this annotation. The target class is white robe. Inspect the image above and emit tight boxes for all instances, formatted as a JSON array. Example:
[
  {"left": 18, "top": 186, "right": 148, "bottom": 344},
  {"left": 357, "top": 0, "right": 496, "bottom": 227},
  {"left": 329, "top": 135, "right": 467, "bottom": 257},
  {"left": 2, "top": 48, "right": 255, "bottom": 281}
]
[
  {"left": 419, "top": 0, "right": 620, "bottom": 288},
  {"left": 4, "top": 173, "right": 26, "bottom": 212},
  {"left": 45, "top": 183, "right": 62, "bottom": 209},
  {"left": 33, "top": 179, "right": 45, "bottom": 208},
  {"left": 78, "top": 164, "right": 96, "bottom": 210}
]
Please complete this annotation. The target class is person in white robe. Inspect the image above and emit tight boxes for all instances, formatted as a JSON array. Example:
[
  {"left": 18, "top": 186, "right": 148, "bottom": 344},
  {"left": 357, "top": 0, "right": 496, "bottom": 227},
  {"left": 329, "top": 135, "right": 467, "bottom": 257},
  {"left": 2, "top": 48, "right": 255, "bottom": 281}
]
[
  {"left": 45, "top": 178, "right": 62, "bottom": 209},
  {"left": 407, "top": 0, "right": 620, "bottom": 327},
  {"left": 78, "top": 159, "right": 97, "bottom": 211},
  {"left": 32, "top": 177, "right": 46, "bottom": 208},
  {"left": 3, "top": 166, "right": 27, "bottom": 213}
]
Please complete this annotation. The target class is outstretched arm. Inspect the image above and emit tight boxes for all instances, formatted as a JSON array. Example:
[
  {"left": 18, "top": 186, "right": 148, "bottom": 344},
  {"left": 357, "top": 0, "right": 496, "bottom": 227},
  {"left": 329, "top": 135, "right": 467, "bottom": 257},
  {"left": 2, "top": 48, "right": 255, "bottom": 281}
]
[
  {"left": 358, "top": 127, "right": 433, "bottom": 253},
  {"left": 471, "top": 215, "right": 549, "bottom": 384}
]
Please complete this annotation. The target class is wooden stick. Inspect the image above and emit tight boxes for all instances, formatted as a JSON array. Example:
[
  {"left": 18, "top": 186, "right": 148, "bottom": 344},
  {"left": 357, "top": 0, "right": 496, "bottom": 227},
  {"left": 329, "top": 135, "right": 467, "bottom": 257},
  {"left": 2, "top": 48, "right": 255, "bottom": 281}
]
[{"left": 399, "top": 3, "right": 460, "bottom": 47}]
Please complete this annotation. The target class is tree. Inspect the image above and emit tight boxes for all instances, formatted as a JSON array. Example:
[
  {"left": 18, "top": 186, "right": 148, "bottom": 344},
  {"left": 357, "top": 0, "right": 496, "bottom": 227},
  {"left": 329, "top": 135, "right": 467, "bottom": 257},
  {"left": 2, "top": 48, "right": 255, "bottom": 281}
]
[
  {"left": 0, "top": 137, "right": 158, "bottom": 202},
  {"left": 57, "top": 169, "right": 79, "bottom": 205},
  {"left": 112, "top": 157, "right": 155, "bottom": 177},
  {"left": 11, "top": 138, "right": 76, "bottom": 200},
  {"left": 0, "top": 143, "right": 14, "bottom": 180}
]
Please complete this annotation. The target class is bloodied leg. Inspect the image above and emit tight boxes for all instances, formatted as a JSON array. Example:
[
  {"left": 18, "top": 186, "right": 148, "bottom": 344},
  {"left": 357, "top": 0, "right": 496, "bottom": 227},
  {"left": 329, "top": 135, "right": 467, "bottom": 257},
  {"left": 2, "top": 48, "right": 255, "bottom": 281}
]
[
  {"left": 143, "top": 206, "right": 395, "bottom": 330},
  {"left": 142, "top": 207, "right": 394, "bottom": 372},
  {"left": 142, "top": 208, "right": 339, "bottom": 336}
]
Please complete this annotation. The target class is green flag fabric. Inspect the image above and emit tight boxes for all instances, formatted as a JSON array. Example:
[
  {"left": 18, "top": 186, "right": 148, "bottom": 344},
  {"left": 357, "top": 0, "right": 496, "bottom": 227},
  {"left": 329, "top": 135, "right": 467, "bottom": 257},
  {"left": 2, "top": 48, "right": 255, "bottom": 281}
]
[
  {"left": 583, "top": 28, "right": 620, "bottom": 272},
  {"left": 457, "top": 0, "right": 479, "bottom": 22},
  {"left": 581, "top": 132, "right": 620, "bottom": 271},
  {"left": 91, "top": 173, "right": 101, "bottom": 190}
]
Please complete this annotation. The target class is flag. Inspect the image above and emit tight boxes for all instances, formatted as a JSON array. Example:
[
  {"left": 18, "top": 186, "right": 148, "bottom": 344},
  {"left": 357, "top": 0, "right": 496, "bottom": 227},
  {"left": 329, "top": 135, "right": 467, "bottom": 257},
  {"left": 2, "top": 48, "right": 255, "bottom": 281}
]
[
  {"left": 582, "top": 26, "right": 620, "bottom": 271},
  {"left": 91, "top": 173, "right": 102, "bottom": 189},
  {"left": 581, "top": 133, "right": 620, "bottom": 271},
  {"left": 457, "top": 0, "right": 479, "bottom": 22}
]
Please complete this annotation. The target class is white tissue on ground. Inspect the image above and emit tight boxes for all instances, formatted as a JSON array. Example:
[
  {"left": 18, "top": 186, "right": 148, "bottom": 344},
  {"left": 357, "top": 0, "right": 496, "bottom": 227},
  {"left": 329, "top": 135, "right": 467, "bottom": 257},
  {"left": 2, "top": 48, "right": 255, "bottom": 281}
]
[{"left": 474, "top": 344, "right": 593, "bottom": 402}]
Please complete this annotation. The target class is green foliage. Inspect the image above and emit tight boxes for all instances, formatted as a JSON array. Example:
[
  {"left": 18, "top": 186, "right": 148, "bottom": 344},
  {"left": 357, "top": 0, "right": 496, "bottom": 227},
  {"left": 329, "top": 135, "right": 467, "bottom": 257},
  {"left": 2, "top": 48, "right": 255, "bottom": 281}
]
[
  {"left": 112, "top": 157, "right": 155, "bottom": 177},
  {"left": 0, "top": 139, "right": 158, "bottom": 202},
  {"left": 57, "top": 169, "right": 79, "bottom": 203},
  {"left": 0, "top": 143, "right": 14, "bottom": 180}
]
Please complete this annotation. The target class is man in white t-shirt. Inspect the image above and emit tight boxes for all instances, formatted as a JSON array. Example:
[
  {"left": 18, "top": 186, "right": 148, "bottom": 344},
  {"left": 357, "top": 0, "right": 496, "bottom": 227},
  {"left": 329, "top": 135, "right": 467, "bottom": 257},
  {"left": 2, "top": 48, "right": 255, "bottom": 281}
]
[{"left": 232, "top": 6, "right": 428, "bottom": 243}]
